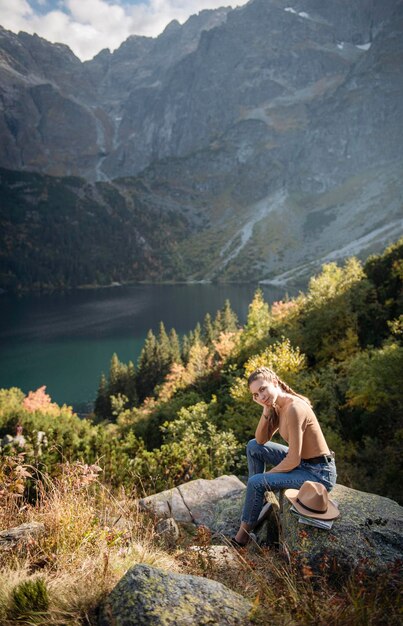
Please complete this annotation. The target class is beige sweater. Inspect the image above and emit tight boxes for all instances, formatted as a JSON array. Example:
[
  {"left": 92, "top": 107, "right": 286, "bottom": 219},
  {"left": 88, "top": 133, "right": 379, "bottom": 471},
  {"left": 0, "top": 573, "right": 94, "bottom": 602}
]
[{"left": 268, "top": 398, "right": 330, "bottom": 473}]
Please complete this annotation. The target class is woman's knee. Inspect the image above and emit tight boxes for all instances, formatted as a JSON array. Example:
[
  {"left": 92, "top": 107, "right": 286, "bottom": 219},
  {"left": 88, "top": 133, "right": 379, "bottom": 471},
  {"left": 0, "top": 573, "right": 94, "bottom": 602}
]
[
  {"left": 246, "top": 438, "right": 262, "bottom": 457},
  {"left": 247, "top": 473, "right": 272, "bottom": 492}
]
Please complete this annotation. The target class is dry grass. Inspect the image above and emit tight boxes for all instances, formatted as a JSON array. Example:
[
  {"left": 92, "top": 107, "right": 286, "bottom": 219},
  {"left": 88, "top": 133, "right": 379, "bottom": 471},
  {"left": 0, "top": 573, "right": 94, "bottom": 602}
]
[
  {"left": 0, "top": 462, "right": 179, "bottom": 625},
  {"left": 178, "top": 537, "right": 402, "bottom": 626},
  {"left": 0, "top": 461, "right": 401, "bottom": 625}
]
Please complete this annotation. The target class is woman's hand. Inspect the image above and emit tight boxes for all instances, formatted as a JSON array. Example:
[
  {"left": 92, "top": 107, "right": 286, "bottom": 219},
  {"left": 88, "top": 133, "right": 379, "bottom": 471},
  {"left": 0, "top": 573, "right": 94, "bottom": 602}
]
[{"left": 253, "top": 397, "right": 271, "bottom": 417}]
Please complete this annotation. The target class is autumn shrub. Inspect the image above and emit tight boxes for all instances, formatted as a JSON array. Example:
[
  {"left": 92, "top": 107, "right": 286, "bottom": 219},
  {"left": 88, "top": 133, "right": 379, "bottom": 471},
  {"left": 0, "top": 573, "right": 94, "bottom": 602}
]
[
  {"left": 0, "top": 453, "right": 32, "bottom": 528},
  {"left": 0, "top": 387, "right": 97, "bottom": 474},
  {"left": 117, "top": 389, "right": 205, "bottom": 450},
  {"left": 290, "top": 258, "right": 365, "bottom": 364},
  {"left": 234, "top": 288, "right": 272, "bottom": 361}
]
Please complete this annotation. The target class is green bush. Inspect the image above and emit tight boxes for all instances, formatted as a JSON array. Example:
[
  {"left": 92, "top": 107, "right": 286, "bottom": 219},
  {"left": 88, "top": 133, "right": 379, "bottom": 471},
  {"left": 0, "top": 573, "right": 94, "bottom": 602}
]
[{"left": 130, "top": 400, "right": 241, "bottom": 494}]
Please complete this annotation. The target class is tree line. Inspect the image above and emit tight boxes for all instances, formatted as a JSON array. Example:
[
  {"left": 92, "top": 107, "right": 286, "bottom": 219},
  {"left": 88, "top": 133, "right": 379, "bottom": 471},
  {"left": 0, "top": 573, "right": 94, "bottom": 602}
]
[
  {"left": 94, "top": 299, "right": 238, "bottom": 416},
  {"left": 0, "top": 238, "right": 401, "bottom": 503}
]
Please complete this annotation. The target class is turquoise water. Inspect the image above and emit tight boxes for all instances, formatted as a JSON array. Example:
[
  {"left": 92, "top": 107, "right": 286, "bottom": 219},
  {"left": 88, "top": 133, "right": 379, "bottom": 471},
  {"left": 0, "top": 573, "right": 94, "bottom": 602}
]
[{"left": 0, "top": 284, "right": 293, "bottom": 409}]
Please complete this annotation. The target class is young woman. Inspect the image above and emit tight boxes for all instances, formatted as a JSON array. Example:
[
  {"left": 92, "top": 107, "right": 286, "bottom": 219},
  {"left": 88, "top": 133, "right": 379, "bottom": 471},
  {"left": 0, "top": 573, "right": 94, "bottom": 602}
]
[{"left": 232, "top": 366, "right": 337, "bottom": 546}]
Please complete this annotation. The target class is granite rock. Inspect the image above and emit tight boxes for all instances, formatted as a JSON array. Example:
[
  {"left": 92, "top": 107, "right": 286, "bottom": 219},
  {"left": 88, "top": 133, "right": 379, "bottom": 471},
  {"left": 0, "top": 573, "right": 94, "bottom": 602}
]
[
  {"left": 98, "top": 563, "right": 252, "bottom": 626},
  {"left": 156, "top": 517, "right": 180, "bottom": 548},
  {"left": 139, "top": 475, "right": 246, "bottom": 528},
  {"left": 0, "top": 522, "right": 46, "bottom": 549},
  {"left": 280, "top": 483, "right": 403, "bottom": 577}
]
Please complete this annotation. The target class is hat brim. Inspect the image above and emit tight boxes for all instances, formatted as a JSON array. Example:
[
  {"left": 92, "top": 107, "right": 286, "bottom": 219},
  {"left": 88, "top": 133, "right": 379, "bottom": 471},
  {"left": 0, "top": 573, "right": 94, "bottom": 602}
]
[{"left": 284, "top": 488, "right": 340, "bottom": 521}]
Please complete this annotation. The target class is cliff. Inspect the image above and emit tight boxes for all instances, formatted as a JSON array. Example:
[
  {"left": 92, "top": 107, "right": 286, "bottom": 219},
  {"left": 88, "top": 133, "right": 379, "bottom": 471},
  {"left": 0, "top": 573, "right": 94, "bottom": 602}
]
[{"left": 0, "top": 0, "right": 402, "bottom": 287}]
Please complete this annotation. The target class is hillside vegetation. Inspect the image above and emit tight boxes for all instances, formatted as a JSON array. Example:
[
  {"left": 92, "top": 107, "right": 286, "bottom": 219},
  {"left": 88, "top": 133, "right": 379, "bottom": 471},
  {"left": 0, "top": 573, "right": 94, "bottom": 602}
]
[
  {"left": 0, "top": 168, "right": 190, "bottom": 292},
  {"left": 0, "top": 239, "right": 402, "bottom": 624}
]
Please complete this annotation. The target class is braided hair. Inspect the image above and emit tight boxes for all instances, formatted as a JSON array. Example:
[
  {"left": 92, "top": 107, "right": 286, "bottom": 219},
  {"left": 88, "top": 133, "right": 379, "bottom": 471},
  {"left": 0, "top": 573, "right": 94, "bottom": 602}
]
[{"left": 247, "top": 366, "right": 311, "bottom": 430}]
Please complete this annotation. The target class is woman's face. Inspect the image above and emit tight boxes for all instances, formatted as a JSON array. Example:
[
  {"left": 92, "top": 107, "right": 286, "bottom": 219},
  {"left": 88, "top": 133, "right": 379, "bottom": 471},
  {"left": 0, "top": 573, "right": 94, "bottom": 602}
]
[{"left": 249, "top": 376, "right": 278, "bottom": 407}]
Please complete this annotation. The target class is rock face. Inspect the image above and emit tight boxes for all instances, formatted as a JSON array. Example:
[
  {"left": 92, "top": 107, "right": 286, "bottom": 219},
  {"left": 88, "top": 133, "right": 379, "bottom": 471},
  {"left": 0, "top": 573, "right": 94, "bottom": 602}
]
[
  {"left": 155, "top": 518, "right": 180, "bottom": 548},
  {"left": 140, "top": 476, "right": 403, "bottom": 577},
  {"left": 0, "top": 8, "right": 230, "bottom": 180},
  {"left": 0, "top": 0, "right": 398, "bottom": 180},
  {"left": 98, "top": 563, "right": 252, "bottom": 626},
  {"left": 0, "top": 522, "right": 45, "bottom": 549},
  {"left": 139, "top": 475, "right": 246, "bottom": 529},
  {"left": 281, "top": 484, "right": 403, "bottom": 576},
  {"left": 1, "top": 0, "right": 402, "bottom": 287}
]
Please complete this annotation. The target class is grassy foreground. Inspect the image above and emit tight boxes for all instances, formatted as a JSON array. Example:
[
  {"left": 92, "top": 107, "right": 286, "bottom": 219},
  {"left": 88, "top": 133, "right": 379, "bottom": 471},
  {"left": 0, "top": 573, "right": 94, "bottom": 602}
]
[{"left": 0, "top": 460, "right": 401, "bottom": 626}]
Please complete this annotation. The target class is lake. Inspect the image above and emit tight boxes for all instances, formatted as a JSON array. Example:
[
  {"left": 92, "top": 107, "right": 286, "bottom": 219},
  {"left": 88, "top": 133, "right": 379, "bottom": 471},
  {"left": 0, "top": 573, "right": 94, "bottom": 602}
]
[{"left": 0, "top": 284, "right": 294, "bottom": 410}]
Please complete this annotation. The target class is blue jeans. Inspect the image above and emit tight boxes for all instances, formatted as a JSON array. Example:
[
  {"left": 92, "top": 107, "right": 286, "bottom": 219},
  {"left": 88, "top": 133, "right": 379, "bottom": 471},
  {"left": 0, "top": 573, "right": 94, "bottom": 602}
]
[{"left": 241, "top": 439, "right": 337, "bottom": 525}]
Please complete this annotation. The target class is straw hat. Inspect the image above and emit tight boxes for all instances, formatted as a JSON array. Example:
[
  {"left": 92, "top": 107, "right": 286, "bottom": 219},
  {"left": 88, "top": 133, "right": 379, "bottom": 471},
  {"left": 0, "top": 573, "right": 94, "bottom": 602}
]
[{"left": 284, "top": 481, "right": 340, "bottom": 520}]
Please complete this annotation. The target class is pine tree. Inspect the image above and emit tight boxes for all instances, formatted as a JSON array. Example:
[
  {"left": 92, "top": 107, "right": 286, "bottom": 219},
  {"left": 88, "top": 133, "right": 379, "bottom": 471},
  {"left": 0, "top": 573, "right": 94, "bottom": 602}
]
[
  {"left": 182, "top": 333, "right": 191, "bottom": 364},
  {"left": 94, "top": 372, "right": 110, "bottom": 421},
  {"left": 202, "top": 312, "right": 215, "bottom": 346},
  {"left": 193, "top": 322, "right": 202, "bottom": 345},
  {"left": 136, "top": 329, "right": 159, "bottom": 401},
  {"left": 158, "top": 321, "right": 172, "bottom": 376},
  {"left": 124, "top": 360, "right": 138, "bottom": 406},
  {"left": 169, "top": 328, "right": 182, "bottom": 364},
  {"left": 238, "top": 288, "right": 271, "bottom": 356},
  {"left": 221, "top": 299, "right": 238, "bottom": 332},
  {"left": 187, "top": 340, "right": 211, "bottom": 380},
  {"left": 109, "top": 353, "right": 125, "bottom": 397},
  {"left": 213, "top": 310, "right": 223, "bottom": 337}
]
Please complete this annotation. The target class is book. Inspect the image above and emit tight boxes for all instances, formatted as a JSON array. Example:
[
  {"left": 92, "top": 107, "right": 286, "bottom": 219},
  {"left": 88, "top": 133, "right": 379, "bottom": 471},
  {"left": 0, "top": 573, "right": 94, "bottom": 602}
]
[{"left": 290, "top": 505, "right": 334, "bottom": 530}]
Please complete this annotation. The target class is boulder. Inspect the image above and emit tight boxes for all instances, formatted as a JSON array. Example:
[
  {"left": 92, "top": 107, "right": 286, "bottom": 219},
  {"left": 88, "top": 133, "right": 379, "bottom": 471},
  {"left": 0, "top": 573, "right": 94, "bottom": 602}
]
[
  {"left": 98, "top": 563, "right": 252, "bottom": 626},
  {"left": 200, "top": 487, "right": 246, "bottom": 538},
  {"left": 140, "top": 475, "right": 403, "bottom": 579},
  {"left": 0, "top": 522, "right": 46, "bottom": 549},
  {"left": 156, "top": 517, "right": 180, "bottom": 548},
  {"left": 139, "top": 475, "right": 246, "bottom": 527},
  {"left": 254, "top": 493, "right": 281, "bottom": 547},
  {"left": 139, "top": 476, "right": 281, "bottom": 545},
  {"left": 188, "top": 545, "right": 242, "bottom": 570},
  {"left": 280, "top": 484, "right": 403, "bottom": 577}
]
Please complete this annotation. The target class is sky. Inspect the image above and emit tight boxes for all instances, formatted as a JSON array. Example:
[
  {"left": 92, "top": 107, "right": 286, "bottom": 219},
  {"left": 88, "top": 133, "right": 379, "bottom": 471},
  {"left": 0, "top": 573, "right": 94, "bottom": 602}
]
[{"left": 0, "top": 0, "right": 249, "bottom": 61}]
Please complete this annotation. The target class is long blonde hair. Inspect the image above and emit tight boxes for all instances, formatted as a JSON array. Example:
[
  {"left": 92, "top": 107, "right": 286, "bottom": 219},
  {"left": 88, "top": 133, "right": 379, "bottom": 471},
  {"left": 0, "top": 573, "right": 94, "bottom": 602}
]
[{"left": 247, "top": 366, "right": 311, "bottom": 429}]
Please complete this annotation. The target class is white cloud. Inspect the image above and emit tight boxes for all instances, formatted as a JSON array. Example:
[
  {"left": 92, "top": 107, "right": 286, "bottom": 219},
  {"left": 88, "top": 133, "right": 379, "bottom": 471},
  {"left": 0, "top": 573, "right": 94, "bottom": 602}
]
[
  {"left": 0, "top": 0, "right": 33, "bottom": 29},
  {"left": 0, "top": 0, "right": 249, "bottom": 61}
]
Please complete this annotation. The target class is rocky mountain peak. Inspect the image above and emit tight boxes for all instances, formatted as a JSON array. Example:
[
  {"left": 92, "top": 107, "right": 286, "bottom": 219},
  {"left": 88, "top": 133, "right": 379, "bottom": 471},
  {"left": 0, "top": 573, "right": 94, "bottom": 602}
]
[
  {"left": 0, "top": 0, "right": 402, "bottom": 285},
  {"left": 161, "top": 19, "right": 181, "bottom": 36}
]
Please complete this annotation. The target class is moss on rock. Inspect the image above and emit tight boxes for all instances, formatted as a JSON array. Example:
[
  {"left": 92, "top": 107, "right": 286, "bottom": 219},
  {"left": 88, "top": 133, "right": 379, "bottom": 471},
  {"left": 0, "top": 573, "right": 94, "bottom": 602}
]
[
  {"left": 99, "top": 563, "right": 252, "bottom": 625},
  {"left": 280, "top": 484, "right": 403, "bottom": 579}
]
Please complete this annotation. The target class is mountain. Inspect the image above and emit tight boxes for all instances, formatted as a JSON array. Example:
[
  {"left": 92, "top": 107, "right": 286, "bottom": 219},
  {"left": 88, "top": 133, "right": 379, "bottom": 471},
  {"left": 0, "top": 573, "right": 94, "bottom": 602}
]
[
  {"left": 0, "top": 0, "right": 402, "bottom": 290},
  {"left": 0, "top": 168, "right": 191, "bottom": 291},
  {"left": 0, "top": 7, "right": 230, "bottom": 180}
]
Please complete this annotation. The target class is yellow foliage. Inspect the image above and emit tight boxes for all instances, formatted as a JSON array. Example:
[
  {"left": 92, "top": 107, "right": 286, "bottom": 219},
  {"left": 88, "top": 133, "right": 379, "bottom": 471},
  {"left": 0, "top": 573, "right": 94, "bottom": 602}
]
[
  {"left": 187, "top": 341, "right": 212, "bottom": 379},
  {"left": 306, "top": 258, "right": 364, "bottom": 307},
  {"left": 271, "top": 299, "right": 300, "bottom": 322},
  {"left": 230, "top": 338, "right": 307, "bottom": 403},
  {"left": 212, "top": 330, "right": 241, "bottom": 363},
  {"left": 157, "top": 341, "right": 213, "bottom": 403},
  {"left": 345, "top": 342, "right": 403, "bottom": 412},
  {"left": 321, "top": 326, "right": 360, "bottom": 363},
  {"left": 157, "top": 362, "right": 189, "bottom": 402}
]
